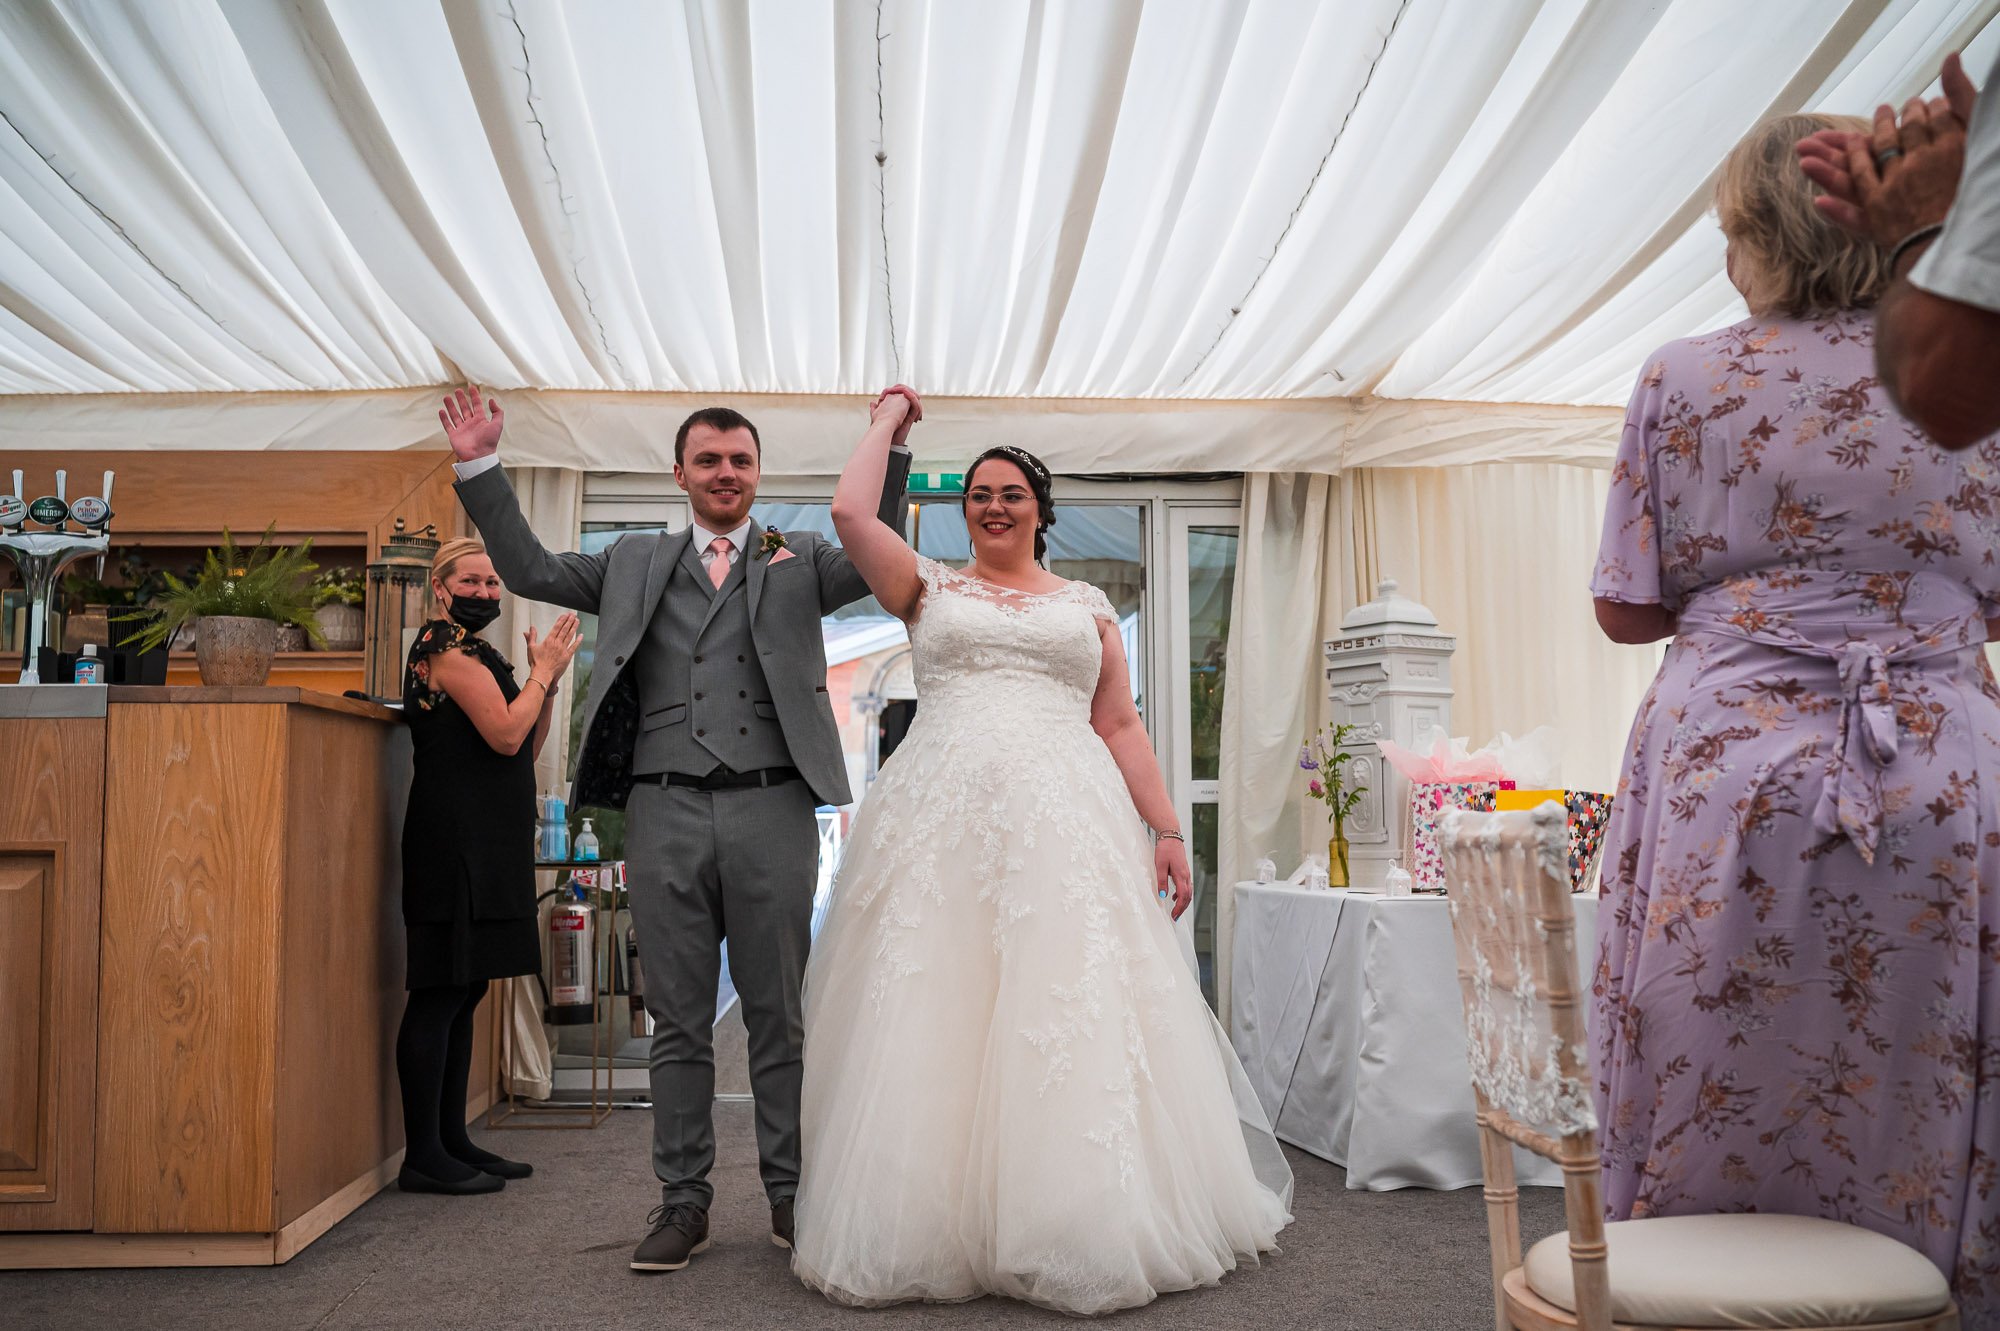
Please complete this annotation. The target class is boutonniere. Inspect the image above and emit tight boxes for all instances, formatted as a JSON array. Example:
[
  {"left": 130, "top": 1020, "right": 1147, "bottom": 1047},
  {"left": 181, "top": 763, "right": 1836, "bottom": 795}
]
[{"left": 757, "top": 526, "right": 788, "bottom": 560}]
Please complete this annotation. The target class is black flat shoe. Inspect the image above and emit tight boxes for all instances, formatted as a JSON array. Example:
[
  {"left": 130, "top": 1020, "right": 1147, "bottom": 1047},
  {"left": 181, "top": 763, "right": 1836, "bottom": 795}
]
[
  {"left": 398, "top": 1164, "right": 505, "bottom": 1196},
  {"left": 468, "top": 1156, "right": 533, "bottom": 1180}
]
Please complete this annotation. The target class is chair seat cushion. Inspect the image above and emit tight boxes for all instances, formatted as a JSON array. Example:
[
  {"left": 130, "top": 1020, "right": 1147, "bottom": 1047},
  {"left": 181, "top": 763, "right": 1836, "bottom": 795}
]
[{"left": 1523, "top": 1213, "right": 1951, "bottom": 1328}]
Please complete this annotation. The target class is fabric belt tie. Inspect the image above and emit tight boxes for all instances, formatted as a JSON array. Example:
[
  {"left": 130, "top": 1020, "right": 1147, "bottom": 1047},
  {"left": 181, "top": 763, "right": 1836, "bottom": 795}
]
[
  {"left": 1813, "top": 640, "right": 1903, "bottom": 861},
  {"left": 1676, "top": 591, "right": 1983, "bottom": 867}
]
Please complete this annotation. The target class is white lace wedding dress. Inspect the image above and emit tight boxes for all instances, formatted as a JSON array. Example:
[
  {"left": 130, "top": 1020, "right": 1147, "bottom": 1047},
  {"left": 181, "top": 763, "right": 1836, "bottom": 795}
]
[{"left": 791, "top": 558, "right": 1293, "bottom": 1316}]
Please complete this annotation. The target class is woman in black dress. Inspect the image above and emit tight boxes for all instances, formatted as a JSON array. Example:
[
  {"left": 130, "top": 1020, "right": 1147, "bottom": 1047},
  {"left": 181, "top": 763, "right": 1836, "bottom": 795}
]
[{"left": 397, "top": 536, "right": 580, "bottom": 1195}]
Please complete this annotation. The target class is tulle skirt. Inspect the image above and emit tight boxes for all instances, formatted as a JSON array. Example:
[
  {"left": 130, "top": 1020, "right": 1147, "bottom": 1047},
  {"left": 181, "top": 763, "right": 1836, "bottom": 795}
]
[{"left": 791, "top": 711, "right": 1292, "bottom": 1316}]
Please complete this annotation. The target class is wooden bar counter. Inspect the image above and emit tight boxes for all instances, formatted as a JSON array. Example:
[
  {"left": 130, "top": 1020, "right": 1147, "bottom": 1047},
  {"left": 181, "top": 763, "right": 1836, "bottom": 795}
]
[{"left": 0, "top": 685, "right": 487, "bottom": 1268}]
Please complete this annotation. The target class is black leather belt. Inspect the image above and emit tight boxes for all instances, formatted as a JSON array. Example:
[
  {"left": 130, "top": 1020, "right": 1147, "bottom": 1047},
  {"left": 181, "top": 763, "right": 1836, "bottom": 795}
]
[{"left": 649, "top": 766, "right": 801, "bottom": 792}]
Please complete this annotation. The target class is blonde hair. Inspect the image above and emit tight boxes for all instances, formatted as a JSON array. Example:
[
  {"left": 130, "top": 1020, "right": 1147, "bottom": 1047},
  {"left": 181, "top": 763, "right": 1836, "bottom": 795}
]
[
  {"left": 430, "top": 537, "right": 489, "bottom": 613},
  {"left": 1715, "top": 113, "right": 1893, "bottom": 317}
]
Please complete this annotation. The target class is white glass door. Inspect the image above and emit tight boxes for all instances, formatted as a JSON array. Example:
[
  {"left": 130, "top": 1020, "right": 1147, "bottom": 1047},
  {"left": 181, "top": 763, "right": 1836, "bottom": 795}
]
[{"left": 1167, "top": 508, "right": 1239, "bottom": 1009}]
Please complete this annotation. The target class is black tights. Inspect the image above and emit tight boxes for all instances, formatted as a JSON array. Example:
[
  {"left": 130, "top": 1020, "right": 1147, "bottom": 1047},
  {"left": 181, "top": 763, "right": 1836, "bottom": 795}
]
[{"left": 396, "top": 981, "right": 495, "bottom": 1180}]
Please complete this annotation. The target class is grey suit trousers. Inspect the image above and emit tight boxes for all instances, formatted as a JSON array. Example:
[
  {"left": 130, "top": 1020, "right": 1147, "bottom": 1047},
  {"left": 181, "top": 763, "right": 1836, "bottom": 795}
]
[{"left": 626, "top": 777, "right": 819, "bottom": 1209}]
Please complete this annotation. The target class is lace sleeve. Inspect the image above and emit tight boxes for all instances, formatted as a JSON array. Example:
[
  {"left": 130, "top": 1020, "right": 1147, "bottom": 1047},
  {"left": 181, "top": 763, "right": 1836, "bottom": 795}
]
[
  {"left": 1073, "top": 582, "right": 1119, "bottom": 626},
  {"left": 914, "top": 555, "right": 954, "bottom": 595}
]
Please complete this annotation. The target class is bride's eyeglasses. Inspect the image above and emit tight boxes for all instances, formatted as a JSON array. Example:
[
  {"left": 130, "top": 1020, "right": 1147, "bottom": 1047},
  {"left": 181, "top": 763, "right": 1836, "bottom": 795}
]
[{"left": 965, "top": 485, "right": 1033, "bottom": 506}]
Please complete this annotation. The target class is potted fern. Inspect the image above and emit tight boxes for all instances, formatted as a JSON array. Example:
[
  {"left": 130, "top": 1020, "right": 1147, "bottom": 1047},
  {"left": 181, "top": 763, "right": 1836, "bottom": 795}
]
[
  {"left": 310, "top": 567, "right": 366, "bottom": 651},
  {"left": 120, "top": 527, "right": 322, "bottom": 685}
]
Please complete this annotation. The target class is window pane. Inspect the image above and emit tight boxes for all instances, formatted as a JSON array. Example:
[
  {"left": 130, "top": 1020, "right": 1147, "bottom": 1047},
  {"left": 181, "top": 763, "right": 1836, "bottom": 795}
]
[
  {"left": 1191, "top": 801, "right": 1220, "bottom": 1010},
  {"left": 1187, "top": 527, "right": 1236, "bottom": 783}
]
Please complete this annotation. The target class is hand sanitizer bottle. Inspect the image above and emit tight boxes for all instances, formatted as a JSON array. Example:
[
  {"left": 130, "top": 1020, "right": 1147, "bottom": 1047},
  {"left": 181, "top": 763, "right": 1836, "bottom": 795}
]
[
  {"left": 575, "top": 817, "right": 600, "bottom": 862},
  {"left": 543, "top": 790, "right": 568, "bottom": 861},
  {"left": 72, "top": 643, "right": 103, "bottom": 684}
]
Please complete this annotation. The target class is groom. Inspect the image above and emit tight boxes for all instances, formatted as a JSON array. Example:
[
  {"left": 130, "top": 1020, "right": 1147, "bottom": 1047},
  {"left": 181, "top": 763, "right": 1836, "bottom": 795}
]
[{"left": 441, "top": 386, "right": 914, "bottom": 1272}]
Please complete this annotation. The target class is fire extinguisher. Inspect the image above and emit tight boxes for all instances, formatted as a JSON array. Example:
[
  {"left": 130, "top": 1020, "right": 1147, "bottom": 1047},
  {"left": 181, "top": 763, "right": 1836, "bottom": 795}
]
[
  {"left": 545, "top": 882, "right": 595, "bottom": 1026},
  {"left": 626, "top": 925, "right": 653, "bottom": 1039}
]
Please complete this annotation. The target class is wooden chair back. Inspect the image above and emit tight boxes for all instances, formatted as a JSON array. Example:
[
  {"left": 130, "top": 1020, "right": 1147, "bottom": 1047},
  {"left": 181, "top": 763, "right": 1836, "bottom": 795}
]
[{"left": 1437, "top": 803, "right": 1610, "bottom": 1331}]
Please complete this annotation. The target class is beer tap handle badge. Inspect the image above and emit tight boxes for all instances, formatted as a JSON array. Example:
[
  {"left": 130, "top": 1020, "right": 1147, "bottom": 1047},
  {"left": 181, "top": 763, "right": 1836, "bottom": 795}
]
[
  {"left": 70, "top": 469, "right": 114, "bottom": 529},
  {"left": 26, "top": 495, "right": 68, "bottom": 528},
  {"left": 69, "top": 495, "right": 112, "bottom": 528},
  {"left": 0, "top": 467, "right": 26, "bottom": 527}
]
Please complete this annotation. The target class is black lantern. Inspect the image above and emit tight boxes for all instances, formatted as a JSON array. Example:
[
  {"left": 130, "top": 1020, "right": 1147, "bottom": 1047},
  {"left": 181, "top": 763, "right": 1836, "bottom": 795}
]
[{"left": 364, "top": 519, "right": 440, "bottom": 701}]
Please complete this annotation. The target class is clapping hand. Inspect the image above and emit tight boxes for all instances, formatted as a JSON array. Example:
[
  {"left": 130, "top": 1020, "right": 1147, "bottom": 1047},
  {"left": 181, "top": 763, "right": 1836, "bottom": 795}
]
[
  {"left": 1798, "top": 52, "right": 1978, "bottom": 250},
  {"left": 440, "top": 386, "right": 505, "bottom": 463},
  {"left": 526, "top": 611, "right": 582, "bottom": 685},
  {"left": 870, "top": 384, "right": 924, "bottom": 451}
]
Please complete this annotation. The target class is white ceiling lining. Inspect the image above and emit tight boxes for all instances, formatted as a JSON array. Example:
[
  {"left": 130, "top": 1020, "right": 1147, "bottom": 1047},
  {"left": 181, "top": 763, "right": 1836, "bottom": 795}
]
[{"left": 0, "top": 0, "right": 1990, "bottom": 463}]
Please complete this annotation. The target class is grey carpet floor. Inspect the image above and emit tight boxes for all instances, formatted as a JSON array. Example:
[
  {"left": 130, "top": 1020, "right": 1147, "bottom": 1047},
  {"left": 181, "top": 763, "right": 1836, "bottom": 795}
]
[{"left": 4, "top": 1101, "right": 1564, "bottom": 1331}]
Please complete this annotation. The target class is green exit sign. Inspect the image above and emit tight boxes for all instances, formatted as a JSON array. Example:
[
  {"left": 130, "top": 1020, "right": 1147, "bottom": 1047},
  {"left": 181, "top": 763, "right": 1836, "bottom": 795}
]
[{"left": 909, "top": 472, "right": 964, "bottom": 494}]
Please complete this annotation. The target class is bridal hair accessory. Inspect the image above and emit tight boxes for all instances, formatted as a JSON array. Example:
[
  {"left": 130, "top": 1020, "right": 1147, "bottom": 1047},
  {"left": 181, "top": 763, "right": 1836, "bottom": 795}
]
[
  {"left": 987, "top": 445, "right": 1051, "bottom": 489},
  {"left": 758, "top": 526, "right": 788, "bottom": 559}
]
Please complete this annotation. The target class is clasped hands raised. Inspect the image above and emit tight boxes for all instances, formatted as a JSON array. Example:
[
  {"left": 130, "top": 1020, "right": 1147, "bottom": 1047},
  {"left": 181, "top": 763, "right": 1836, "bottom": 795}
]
[{"left": 1797, "top": 52, "right": 1979, "bottom": 254}]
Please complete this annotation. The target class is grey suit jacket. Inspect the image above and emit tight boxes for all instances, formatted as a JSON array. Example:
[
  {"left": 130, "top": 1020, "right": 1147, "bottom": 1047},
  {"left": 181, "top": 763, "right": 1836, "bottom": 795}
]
[{"left": 455, "top": 452, "right": 910, "bottom": 810}]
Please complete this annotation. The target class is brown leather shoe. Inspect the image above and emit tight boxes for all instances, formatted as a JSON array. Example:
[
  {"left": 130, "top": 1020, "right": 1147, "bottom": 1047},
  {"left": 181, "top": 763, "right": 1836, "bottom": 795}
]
[
  {"left": 770, "top": 1197, "right": 795, "bottom": 1250},
  {"left": 631, "top": 1203, "right": 709, "bottom": 1272}
]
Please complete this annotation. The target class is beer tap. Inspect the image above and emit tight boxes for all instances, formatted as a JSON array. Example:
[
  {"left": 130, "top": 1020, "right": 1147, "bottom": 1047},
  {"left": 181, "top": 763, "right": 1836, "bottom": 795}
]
[{"left": 0, "top": 467, "right": 117, "bottom": 685}]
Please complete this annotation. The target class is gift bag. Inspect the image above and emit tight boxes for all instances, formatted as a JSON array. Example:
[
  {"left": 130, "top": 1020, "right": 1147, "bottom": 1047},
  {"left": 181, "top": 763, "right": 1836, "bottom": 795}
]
[
  {"left": 1494, "top": 788, "right": 1616, "bottom": 892},
  {"left": 1407, "top": 780, "right": 1516, "bottom": 892}
]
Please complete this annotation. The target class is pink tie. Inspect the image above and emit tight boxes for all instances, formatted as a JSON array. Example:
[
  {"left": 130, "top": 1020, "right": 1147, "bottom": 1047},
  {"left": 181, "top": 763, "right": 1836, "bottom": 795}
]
[{"left": 706, "top": 536, "right": 733, "bottom": 590}]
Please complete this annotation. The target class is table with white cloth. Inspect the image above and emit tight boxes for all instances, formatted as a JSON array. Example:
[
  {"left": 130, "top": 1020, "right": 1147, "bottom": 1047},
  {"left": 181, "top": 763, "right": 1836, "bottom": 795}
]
[{"left": 1230, "top": 883, "right": 1599, "bottom": 1191}]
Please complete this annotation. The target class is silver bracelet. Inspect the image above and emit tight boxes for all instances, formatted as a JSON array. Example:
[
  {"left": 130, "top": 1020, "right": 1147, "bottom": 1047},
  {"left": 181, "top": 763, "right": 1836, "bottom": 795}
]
[
  {"left": 1155, "top": 829, "right": 1185, "bottom": 844},
  {"left": 1889, "top": 222, "right": 1945, "bottom": 275}
]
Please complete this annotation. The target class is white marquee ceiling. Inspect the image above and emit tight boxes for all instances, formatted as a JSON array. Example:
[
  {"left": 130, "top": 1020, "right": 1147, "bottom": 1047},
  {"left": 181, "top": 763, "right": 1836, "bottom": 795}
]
[{"left": 0, "top": 0, "right": 1995, "bottom": 462}]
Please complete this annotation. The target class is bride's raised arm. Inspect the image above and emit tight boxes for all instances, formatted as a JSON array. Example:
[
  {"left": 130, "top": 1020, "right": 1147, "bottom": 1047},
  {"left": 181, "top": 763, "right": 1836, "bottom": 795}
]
[{"left": 830, "top": 386, "right": 926, "bottom": 621}]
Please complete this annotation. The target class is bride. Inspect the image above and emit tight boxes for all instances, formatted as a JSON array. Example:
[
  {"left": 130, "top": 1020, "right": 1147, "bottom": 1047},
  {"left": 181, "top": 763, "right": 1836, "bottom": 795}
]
[{"left": 790, "top": 386, "right": 1292, "bottom": 1316}]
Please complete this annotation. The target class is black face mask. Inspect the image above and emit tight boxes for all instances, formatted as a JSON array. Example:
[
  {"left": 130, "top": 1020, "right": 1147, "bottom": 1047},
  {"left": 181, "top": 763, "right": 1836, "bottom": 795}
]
[{"left": 446, "top": 594, "right": 501, "bottom": 632}]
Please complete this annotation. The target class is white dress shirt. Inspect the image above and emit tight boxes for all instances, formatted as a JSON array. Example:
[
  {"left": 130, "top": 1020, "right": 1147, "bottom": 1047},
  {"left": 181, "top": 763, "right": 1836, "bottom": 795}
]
[
  {"left": 690, "top": 516, "right": 755, "bottom": 581},
  {"left": 1912, "top": 45, "right": 2000, "bottom": 312}
]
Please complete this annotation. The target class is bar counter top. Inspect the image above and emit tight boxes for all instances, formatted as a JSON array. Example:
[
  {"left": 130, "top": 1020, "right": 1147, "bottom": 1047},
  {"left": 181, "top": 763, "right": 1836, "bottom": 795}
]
[{"left": 0, "top": 683, "right": 398, "bottom": 722}]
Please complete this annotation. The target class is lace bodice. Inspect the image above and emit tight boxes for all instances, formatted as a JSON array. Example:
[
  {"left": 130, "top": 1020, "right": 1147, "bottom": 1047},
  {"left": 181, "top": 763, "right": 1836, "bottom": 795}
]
[{"left": 911, "top": 557, "right": 1117, "bottom": 717}]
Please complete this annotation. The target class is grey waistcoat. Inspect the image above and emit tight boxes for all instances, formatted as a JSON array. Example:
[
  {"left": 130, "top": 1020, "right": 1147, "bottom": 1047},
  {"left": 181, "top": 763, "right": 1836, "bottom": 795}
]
[{"left": 631, "top": 540, "right": 792, "bottom": 777}]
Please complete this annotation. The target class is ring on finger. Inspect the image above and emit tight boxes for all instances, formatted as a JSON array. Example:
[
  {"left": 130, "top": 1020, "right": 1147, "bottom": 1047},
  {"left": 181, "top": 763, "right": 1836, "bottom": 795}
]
[{"left": 1875, "top": 146, "right": 1904, "bottom": 170}]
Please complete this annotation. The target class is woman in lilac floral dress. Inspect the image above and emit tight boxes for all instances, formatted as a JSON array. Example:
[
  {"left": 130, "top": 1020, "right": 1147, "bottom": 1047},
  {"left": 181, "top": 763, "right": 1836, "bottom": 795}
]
[{"left": 1593, "top": 113, "right": 2000, "bottom": 1320}]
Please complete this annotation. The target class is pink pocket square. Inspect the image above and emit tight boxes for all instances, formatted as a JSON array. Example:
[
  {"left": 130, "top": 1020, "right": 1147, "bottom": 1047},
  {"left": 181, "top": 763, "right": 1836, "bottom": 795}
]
[{"left": 768, "top": 548, "right": 796, "bottom": 565}]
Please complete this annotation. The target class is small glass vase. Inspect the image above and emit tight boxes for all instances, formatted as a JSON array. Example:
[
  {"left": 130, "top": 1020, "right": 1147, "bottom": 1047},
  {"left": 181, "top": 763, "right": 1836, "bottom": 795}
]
[{"left": 1327, "top": 833, "right": 1350, "bottom": 888}]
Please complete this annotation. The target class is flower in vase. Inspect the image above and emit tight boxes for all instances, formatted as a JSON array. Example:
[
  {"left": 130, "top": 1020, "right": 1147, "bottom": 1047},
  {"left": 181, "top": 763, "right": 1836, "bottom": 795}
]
[
  {"left": 1309, "top": 779, "right": 1324, "bottom": 798},
  {"left": 1299, "top": 745, "right": 1319, "bottom": 771}
]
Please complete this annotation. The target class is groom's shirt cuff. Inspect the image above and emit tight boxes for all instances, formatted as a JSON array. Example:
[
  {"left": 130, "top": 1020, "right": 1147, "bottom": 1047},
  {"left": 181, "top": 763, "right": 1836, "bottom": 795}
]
[{"left": 452, "top": 454, "right": 502, "bottom": 481}]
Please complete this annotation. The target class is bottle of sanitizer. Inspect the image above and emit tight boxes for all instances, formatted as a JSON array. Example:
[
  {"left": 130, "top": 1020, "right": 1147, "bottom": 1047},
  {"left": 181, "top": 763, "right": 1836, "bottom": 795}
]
[
  {"left": 544, "top": 789, "right": 568, "bottom": 862},
  {"left": 575, "top": 817, "right": 600, "bottom": 862},
  {"left": 72, "top": 643, "right": 103, "bottom": 685}
]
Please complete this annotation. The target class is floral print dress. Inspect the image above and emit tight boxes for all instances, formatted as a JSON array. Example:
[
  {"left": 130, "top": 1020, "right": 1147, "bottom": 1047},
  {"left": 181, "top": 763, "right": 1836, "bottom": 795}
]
[{"left": 1592, "top": 310, "right": 2000, "bottom": 1318}]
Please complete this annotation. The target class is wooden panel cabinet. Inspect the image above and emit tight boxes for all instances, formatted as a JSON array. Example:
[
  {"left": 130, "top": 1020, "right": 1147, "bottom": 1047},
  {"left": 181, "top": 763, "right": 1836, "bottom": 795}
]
[
  {"left": 96, "top": 702, "right": 287, "bottom": 1234},
  {"left": 0, "top": 851, "right": 53, "bottom": 1173},
  {"left": 0, "top": 710, "right": 106, "bottom": 1232},
  {"left": 0, "top": 687, "right": 496, "bottom": 1267}
]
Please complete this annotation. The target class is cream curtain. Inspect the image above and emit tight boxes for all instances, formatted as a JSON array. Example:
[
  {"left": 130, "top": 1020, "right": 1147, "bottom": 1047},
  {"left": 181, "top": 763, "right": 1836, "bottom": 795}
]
[
  {"left": 1217, "top": 463, "right": 1660, "bottom": 1024},
  {"left": 490, "top": 463, "right": 583, "bottom": 1102},
  {"left": 492, "top": 465, "right": 584, "bottom": 798}
]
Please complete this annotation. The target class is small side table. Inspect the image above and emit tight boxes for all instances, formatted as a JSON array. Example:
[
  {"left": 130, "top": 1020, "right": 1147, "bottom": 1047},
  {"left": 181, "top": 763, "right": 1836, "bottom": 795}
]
[{"left": 486, "top": 857, "right": 627, "bottom": 1130}]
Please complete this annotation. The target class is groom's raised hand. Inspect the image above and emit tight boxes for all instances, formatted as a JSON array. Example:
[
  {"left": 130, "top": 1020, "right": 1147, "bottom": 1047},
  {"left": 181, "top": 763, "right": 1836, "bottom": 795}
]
[{"left": 440, "top": 386, "right": 505, "bottom": 462}]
